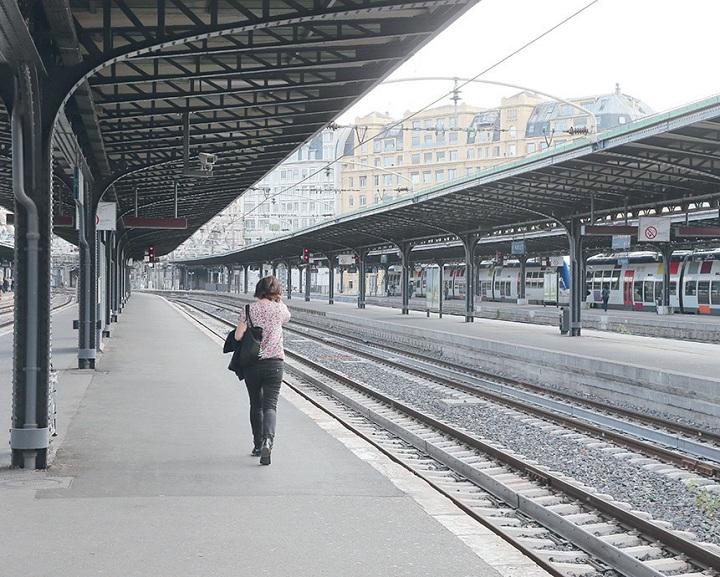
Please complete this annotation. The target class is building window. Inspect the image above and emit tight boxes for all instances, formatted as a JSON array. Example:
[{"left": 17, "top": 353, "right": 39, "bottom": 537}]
[
  {"left": 411, "top": 153, "right": 420, "bottom": 164},
  {"left": 527, "top": 143, "right": 536, "bottom": 154},
  {"left": 349, "top": 196, "right": 355, "bottom": 207},
  {"left": 448, "top": 168, "right": 457, "bottom": 180},
  {"left": 423, "top": 134, "right": 433, "bottom": 146},
  {"left": 506, "top": 108, "right": 517, "bottom": 122},
  {"left": 507, "top": 144, "right": 516, "bottom": 156},
  {"left": 374, "top": 175, "right": 379, "bottom": 186},
  {"left": 359, "top": 176, "right": 367, "bottom": 187},
  {"left": 359, "top": 195, "right": 367, "bottom": 206},
  {"left": 424, "top": 119, "right": 433, "bottom": 129},
  {"left": 383, "top": 174, "right": 393, "bottom": 186},
  {"left": 436, "top": 170, "right": 445, "bottom": 182},
  {"left": 374, "top": 158, "right": 380, "bottom": 167},
  {"left": 493, "top": 146, "right": 500, "bottom": 157},
  {"left": 375, "top": 194, "right": 381, "bottom": 204},
  {"left": 384, "top": 139, "right": 396, "bottom": 152},
  {"left": 396, "top": 155, "right": 403, "bottom": 166},
  {"left": 412, "top": 120, "right": 421, "bottom": 129},
  {"left": 423, "top": 152, "right": 432, "bottom": 163},
  {"left": 422, "top": 171, "right": 432, "bottom": 183},
  {"left": 466, "top": 149, "right": 475, "bottom": 160},
  {"left": 373, "top": 139, "right": 382, "bottom": 153},
  {"left": 508, "top": 126, "right": 517, "bottom": 139},
  {"left": 436, "top": 131, "right": 446, "bottom": 145},
  {"left": 411, "top": 172, "right": 420, "bottom": 184},
  {"left": 448, "top": 131, "right": 458, "bottom": 144},
  {"left": 449, "top": 150, "right": 458, "bottom": 161},
  {"left": 436, "top": 151, "right": 446, "bottom": 162},
  {"left": 348, "top": 177, "right": 353, "bottom": 187},
  {"left": 411, "top": 134, "right": 420, "bottom": 147},
  {"left": 383, "top": 156, "right": 394, "bottom": 167}
]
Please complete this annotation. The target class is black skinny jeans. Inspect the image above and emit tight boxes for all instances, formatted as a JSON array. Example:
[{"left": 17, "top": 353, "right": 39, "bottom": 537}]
[{"left": 243, "top": 359, "right": 283, "bottom": 447}]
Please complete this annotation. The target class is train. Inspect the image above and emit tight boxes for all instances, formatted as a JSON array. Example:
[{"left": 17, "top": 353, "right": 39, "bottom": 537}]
[
  {"left": 378, "top": 248, "right": 720, "bottom": 314},
  {"left": 585, "top": 249, "right": 720, "bottom": 314},
  {"left": 384, "top": 260, "right": 571, "bottom": 304}
]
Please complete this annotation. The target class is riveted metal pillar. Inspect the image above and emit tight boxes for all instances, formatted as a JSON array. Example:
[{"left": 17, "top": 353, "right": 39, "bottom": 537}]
[
  {"left": 399, "top": 242, "right": 413, "bottom": 315},
  {"left": 328, "top": 254, "right": 337, "bottom": 304},
  {"left": 304, "top": 265, "right": 311, "bottom": 302},
  {"left": 661, "top": 243, "right": 673, "bottom": 309},
  {"left": 10, "top": 65, "right": 53, "bottom": 469},
  {"left": 75, "top": 167, "right": 93, "bottom": 368},
  {"left": 437, "top": 260, "right": 444, "bottom": 318},
  {"left": 357, "top": 249, "right": 368, "bottom": 309},
  {"left": 285, "top": 262, "right": 292, "bottom": 299},
  {"left": 298, "top": 263, "right": 303, "bottom": 294},
  {"left": 518, "top": 255, "right": 528, "bottom": 304},
  {"left": 243, "top": 264, "right": 250, "bottom": 294},
  {"left": 567, "top": 220, "right": 583, "bottom": 336},
  {"left": 461, "top": 235, "right": 478, "bottom": 322}
]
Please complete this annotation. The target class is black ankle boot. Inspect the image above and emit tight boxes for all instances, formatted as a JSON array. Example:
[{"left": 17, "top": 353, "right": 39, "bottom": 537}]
[
  {"left": 260, "top": 437, "right": 272, "bottom": 466},
  {"left": 251, "top": 446, "right": 261, "bottom": 457}
]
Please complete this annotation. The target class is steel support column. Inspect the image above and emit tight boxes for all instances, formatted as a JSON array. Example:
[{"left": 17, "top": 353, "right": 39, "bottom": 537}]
[
  {"left": 285, "top": 262, "right": 292, "bottom": 300},
  {"left": 304, "top": 265, "right": 311, "bottom": 302},
  {"left": 75, "top": 167, "right": 94, "bottom": 368},
  {"left": 10, "top": 65, "right": 53, "bottom": 469},
  {"left": 357, "top": 249, "right": 367, "bottom": 309},
  {"left": 661, "top": 244, "right": 673, "bottom": 309},
  {"left": 298, "top": 263, "right": 303, "bottom": 294},
  {"left": 518, "top": 255, "right": 528, "bottom": 304},
  {"left": 243, "top": 264, "right": 250, "bottom": 294},
  {"left": 461, "top": 235, "right": 478, "bottom": 322},
  {"left": 437, "top": 260, "right": 444, "bottom": 318},
  {"left": 567, "top": 220, "right": 583, "bottom": 336},
  {"left": 328, "top": 255, "right": 337, "bottom": 305},
  {"left": 399, "top": 243, "right": 413, "bottom": 315}
]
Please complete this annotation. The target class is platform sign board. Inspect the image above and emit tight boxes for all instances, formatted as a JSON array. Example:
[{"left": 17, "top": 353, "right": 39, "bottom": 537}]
[
  {"left": 543, "top": 272, "right": 558, "bottom": 303},
  {"left": 337, "top": 254, "right": 355, "bottom": 266},
  {"left": 96, "top": 202, "right": 117, "bottom": 231},
  {"left": 425, "top": 265, "right": 440, "bottom": 311},
  {"left": 638, "top": 217, "right": 670, "bottom": 243},
  {"left": 511, "top": 241, "right": 526, "bottom": 255},
  {"left": 549, "top": 256, "right": 564, "bottom": 267},
  {"left": 612, "top": 235, "right": 631, "bottom": 250}
]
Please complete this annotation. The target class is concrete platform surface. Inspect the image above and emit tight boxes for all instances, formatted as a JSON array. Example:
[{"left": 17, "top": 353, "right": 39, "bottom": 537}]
[{"left": 0, "top": 293, "right": 545, "bottom": 577}]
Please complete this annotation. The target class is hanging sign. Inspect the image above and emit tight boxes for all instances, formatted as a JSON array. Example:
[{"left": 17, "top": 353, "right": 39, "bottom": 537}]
[
  {"left": 511, "top": 241, "right": 526, "bottom": 255},
  {"left": 638, "top": 217, "right": 670, "bottom": 242},
  {"left": 96, "top": 202, "right": 117, "bottom": 231},
  {"left": 337, "top": 254, "right": 355, "bottom": 266},
  {"left": 612, "top": 235, "right": 631, "bottom": 250},
  {"left": 549, "top": 256, "right": 564, "bottom": 267}
]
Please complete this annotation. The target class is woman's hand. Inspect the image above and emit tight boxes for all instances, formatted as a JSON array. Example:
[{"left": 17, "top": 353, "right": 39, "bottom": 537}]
[{"left": 234, "top": 321, "right": 247, "bottom": 341}]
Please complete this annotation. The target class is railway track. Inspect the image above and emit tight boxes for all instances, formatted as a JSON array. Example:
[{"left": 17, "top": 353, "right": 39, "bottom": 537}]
[
  {"left": 168, "top": 294, "right": 720, "bottom": 577},
  {"left": 171, "top": 292, "right": 720, "bottom": 478},
  {"left": 0, "top": 293, "right": 74, "bottom": 329}
]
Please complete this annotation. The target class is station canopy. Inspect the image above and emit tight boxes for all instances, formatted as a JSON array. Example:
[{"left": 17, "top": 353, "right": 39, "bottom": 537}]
[
  {"left": 0, "top": 0, "right": 477, "bottom": 259},
  {"left": 179, "top": 96, "right": 720, "bottom": 267}
]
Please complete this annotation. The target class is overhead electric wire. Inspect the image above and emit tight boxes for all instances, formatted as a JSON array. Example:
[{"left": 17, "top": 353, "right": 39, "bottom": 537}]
[{"left": 188, "top": 0, "right": 602, "bottom": 252}]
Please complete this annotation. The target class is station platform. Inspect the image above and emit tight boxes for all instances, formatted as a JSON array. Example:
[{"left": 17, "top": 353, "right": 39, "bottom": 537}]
[
  {"left": 287, "top": 291, "right": 720, "bottom": 343},
  {"left": 214, "top": 291, "right": 720, "bottom": 429},
  {"left": 0, "top": 293, "right": 548, "bottom": 577}
]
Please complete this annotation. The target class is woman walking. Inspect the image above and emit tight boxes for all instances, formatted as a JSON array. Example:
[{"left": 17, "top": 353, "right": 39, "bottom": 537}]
[{"left": 234, "top": 276, "right": 291, "bottom": 465}]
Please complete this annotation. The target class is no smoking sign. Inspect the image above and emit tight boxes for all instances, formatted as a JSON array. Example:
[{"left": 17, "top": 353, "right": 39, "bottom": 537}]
[{"left": 638, "top": 217, "right": 670, "bottom": 243}]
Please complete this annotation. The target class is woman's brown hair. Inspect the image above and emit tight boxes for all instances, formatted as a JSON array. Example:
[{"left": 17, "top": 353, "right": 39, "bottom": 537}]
[{"left": 254, "top": 276, "right": 283, "bottom": 301}]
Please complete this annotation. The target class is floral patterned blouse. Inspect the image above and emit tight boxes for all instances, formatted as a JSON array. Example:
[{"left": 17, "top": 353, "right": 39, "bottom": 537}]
[{"left": 238, "top": 299, "right": 291, "bottom": 360}]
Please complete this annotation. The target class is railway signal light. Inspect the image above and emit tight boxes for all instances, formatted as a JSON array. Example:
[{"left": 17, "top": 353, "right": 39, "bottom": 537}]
[
  {"left": 148, "top": 246, "right": 156, "bottom": 263},
  {"left": 302, "top": 248, "right": 310, "bottom": 263}
]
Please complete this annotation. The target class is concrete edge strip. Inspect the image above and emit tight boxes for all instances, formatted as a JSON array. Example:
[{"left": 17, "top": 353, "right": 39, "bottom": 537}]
[{"left": 162, "top": 293, "right": 552, "bottom": 577}]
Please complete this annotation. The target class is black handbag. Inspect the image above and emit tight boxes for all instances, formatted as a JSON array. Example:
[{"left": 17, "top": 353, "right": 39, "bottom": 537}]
[{"left": 225, "top": 304, "right": 263, "bottom": 376}]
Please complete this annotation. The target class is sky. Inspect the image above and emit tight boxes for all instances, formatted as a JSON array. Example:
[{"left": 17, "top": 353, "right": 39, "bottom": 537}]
[{"left": 339, "top": 0, "right": 720, "bottom": 123}]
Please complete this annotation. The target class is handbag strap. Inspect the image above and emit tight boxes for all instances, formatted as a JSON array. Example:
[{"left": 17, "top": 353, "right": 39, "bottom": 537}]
[{"left": 245, "top": 304, "right": 254, "bottom": 327}]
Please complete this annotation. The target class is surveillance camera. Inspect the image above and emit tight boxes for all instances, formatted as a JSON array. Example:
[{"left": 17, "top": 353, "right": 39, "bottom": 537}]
[{"left": 199, "top": 152, "right": 217, "bottom": 166}]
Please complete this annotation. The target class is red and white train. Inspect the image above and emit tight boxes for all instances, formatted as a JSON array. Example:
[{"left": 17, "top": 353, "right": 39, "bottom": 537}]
[{"left": 585, "top": 249, "right": 720, "bottom": 314}]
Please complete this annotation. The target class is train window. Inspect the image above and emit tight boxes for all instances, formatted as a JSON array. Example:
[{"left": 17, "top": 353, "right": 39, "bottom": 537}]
[
  {"left": 669, "top": 281, "right": 677, "bottom": 296},
  {"left": 685, "top": 280, "right": 697, "bottom": 296},
  {"left": 698, "top": 281, "right": 710, "bottom": 305},
  {"left": 701, "top": 261, "right": 713, "bottom": 274},
  {"left": 643, "top": 281, "right": 654, "bottom": 303},
  {"left": 611, "top": 271, "right": 621, "bottom": 290},
  {"left": 711, "top": 281, "right": 720, "bottom": 305},
  {"left": 505, "top": 281, "right": 511, "bottom": 295},
  {"left": 633, "top": 281, "right": 643, "bottom": 302},
  {"left": 688, "top": 262, "right": 699, "bottom": 275}
]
